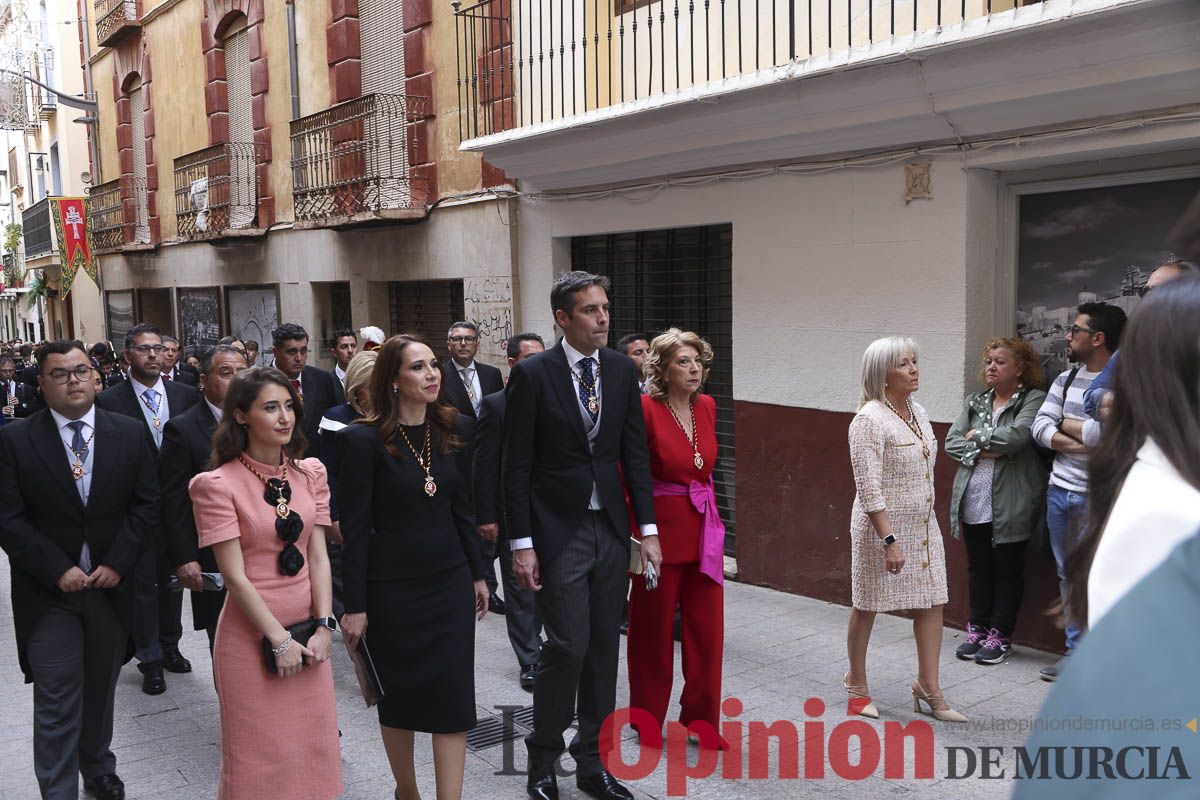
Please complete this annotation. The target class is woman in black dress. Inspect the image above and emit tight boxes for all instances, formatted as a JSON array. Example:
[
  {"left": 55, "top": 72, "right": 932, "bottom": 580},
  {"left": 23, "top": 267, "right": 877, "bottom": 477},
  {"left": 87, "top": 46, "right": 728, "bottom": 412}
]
[{"left": 339, "top": 335, "right": 487, "bottom": 800}]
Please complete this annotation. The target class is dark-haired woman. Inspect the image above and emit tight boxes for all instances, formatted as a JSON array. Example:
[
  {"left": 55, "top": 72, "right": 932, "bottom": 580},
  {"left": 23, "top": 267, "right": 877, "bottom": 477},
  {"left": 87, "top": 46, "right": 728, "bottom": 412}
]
[
  {"left": 945, "top": 338, "right": 1048, "bottom": 665},
  {"left": 339, "top": 335, "right": 486, "bottom": 800},
  {"left": 1067, "top": 273, "right": 1200, "bottom": 629},
  {"left": 189, "top": 367, "right": 342, "bottom": 800}
]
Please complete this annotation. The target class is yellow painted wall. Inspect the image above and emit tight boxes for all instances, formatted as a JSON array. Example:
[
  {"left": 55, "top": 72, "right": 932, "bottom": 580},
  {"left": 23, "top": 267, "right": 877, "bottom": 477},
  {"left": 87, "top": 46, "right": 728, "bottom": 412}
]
[{"left": 432, "top": 4, "right": 484, "bottom": 196}]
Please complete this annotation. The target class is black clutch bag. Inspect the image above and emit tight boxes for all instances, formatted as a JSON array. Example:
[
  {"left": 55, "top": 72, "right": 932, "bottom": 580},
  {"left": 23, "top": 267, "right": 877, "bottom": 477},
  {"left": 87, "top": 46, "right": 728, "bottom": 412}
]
[{"left": 262, "top": 619, "right": 323, "bottom": 674}]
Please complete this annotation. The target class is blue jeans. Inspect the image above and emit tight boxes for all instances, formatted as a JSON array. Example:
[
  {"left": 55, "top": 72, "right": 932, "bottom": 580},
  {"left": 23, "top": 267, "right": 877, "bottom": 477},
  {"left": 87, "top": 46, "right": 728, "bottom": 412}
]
[{"left": 1046, "top": 484, "right": 1087, "bottom": 651}]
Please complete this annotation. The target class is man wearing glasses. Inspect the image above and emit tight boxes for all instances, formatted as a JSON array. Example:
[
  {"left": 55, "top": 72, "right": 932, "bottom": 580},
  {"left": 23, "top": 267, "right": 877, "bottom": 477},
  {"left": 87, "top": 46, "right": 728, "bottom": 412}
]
[
  {"left": 96, "top": 324, "right": 199, "bottom": 696},
  {"left": 1032, "top": 301, "right": 1127, "bottom": 682},
  {"left": 1084, "top": 260, "right": 1199, "bottom": 421},
  {"left": 0, "top": 341, "right": 158, "bottom": 800}
]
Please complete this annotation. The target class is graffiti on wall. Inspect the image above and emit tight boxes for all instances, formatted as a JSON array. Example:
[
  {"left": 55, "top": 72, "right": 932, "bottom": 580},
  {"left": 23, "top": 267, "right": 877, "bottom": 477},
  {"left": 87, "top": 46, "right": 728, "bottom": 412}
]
[{"left": 464, "top": 277, "right": 514, "bottom": 362}]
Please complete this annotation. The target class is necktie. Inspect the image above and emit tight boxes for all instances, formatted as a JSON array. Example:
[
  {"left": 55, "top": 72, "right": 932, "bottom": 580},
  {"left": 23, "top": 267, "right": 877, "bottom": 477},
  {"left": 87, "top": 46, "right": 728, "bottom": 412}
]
[
  {"left": 462, "top": 367, "right": 478, "bottom": 410},
  {"left": 292, "top": 378, "right": 302, "bottom": 395},
  {"left": 68, "top": 421, "right": 89, "bottom": 504},
  {"left": 142, "top": 388, "right": 163, "bottom": 446},
  {"left": 163, "top": 371, "right": 172, "bottom": 381},
  {"left": 578, "top": 357, "right": 598, "bottom": 424}
]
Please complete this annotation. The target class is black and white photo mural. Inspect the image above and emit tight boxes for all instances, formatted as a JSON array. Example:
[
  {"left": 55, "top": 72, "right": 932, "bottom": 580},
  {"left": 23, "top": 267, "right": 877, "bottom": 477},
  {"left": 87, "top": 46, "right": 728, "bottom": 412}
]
[{"left": 1018, "top": 175, "right": 1200, "bottom": 378}]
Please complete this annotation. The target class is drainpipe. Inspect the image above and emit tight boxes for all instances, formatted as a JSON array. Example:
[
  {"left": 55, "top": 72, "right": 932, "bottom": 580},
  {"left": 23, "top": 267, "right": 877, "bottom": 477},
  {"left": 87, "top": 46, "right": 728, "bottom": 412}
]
[{"left": 286, "top": 2, "right": 301, "bottom": 119}]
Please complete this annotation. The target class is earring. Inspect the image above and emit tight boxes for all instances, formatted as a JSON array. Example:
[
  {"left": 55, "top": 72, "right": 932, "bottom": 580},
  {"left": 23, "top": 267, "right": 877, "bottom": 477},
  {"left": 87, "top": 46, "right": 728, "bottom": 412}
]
[{"left": 393, "top": 385, "right": 399, "bottom": 395}]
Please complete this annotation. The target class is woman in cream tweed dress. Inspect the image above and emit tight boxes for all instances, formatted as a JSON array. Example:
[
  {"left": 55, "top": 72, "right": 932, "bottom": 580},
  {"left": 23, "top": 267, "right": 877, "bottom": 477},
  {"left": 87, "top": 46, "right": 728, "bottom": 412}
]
[{"left": 842, "top": 336, "right": 966, "bottom": 723}]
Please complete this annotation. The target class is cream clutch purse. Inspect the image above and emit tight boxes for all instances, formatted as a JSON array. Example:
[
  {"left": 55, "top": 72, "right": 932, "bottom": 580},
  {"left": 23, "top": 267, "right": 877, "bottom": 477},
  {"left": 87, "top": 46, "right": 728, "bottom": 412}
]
[{"left": 629, "top": 537, "right": 644, "bottom": 575}]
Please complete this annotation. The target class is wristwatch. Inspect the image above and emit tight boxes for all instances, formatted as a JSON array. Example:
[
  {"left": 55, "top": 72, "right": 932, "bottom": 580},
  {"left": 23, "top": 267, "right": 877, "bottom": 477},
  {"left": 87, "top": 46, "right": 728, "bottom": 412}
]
[
  {"left": 882, "top": 534, "right": 897, "bottom": 546},
  {"left": 315, "top": 616, "right": 337, "bottom": 632}
]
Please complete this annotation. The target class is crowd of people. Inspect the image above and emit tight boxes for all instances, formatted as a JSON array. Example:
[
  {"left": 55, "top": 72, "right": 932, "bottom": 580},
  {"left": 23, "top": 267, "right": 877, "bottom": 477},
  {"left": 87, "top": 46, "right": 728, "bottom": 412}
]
[{"left": 0, "top": 254, "right": 1198, "bottom": 799}]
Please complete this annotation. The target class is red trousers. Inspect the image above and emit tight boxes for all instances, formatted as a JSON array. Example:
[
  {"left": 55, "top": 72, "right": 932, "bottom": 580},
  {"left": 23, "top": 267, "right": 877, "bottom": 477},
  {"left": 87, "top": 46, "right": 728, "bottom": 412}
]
[{"left": 626, "top": 562, "right": 724, "bottom": 739}]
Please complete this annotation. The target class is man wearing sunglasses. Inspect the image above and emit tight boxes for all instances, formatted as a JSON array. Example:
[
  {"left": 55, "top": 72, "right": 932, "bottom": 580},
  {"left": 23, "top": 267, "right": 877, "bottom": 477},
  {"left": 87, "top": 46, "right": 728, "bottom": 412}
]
[
  {"left": 96, "top": 324, "right": 200, "bottom": 696},
  {"left": 1032, "top": 301, "right": 1127, "bottom": 682},
  {"left": 0, "top": 341, "right": 158, "bottom": 800},
  {"left": 1084, "top": 260, "right": 1199, "bottom": 421}
]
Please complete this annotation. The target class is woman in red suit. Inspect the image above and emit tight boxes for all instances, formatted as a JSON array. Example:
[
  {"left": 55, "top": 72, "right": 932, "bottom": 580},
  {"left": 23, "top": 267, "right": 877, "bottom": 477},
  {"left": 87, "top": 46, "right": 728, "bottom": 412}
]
[{"left": 627, "top": 328, "right": 726, "bottom": 749}]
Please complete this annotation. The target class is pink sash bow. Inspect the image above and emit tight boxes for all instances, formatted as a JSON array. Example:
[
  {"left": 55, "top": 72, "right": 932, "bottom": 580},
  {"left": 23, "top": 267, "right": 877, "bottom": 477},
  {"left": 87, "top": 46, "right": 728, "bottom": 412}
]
[{"left": 651, "top": 477, "right": 726, "bottom": 585}]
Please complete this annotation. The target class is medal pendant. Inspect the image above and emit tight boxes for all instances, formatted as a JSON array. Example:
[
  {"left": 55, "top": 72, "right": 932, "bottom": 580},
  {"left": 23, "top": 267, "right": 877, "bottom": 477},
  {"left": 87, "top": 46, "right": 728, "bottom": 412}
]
[
  {"left": 71, "top": 461, "right": 84, "bottom": 480},
  {"left": 276, "top": 502, "right": 290, "bottom": 519},
  {"left": 153, "top": 417, "right": 161, "bottom": 430},
  {"left": 587, "top": 397, "right": 598, "bottom": 415},
  {"left": 424, "top": 478, "right": 438, "bottom": 497},
  {"left": 693, "top": 453, "right": 704, "bottom": 470}
]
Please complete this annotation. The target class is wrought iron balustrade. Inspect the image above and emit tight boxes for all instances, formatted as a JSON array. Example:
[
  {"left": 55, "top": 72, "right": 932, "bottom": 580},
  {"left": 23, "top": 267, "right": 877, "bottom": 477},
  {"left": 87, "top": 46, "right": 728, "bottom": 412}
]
[
  {"left": 88, "top": 179, "right": 124, "bottom": 251},
  {"left": 95, "top": 0, "right": 142, "bottom": 47},
  {"left": 454, "top": 0, "right": 1040, "bottom": 140},
  {"left": 21, "top": 197, "right": 55, "bottom": 259},
  {"left": 290, "top": 93, "right": 431, "bottom": 222},
  {"left": 173, "top": 142, "right": 264, "bottom": 240}
]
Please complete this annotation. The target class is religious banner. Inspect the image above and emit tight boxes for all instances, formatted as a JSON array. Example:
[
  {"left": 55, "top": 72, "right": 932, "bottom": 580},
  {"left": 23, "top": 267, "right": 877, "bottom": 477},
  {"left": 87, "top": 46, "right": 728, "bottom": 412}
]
[{"left": 50, "top": 197, "right": 97, "bottom": 297}]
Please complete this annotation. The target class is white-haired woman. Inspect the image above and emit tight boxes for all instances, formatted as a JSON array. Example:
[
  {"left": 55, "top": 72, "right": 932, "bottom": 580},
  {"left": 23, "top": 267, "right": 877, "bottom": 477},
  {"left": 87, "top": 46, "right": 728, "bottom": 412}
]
[{"left": 844, "top": 337, "right": 966, "bottom": 723}]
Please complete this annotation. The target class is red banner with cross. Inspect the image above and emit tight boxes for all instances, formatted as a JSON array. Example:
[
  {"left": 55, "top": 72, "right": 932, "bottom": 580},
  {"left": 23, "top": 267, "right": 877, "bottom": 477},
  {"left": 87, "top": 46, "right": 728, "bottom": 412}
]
[{"left": 50, "top": 197, "right": 97, "bottom": 297}]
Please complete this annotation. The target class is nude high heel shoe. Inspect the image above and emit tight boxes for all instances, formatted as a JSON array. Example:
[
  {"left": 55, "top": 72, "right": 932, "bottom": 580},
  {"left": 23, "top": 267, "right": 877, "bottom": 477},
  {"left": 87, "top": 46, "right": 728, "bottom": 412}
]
[
  {"left": 911, "top": 679, "right": 968, "bottom": 723},
  {"left": 843, "top": 672, "right": 879, "bottom": 719}
]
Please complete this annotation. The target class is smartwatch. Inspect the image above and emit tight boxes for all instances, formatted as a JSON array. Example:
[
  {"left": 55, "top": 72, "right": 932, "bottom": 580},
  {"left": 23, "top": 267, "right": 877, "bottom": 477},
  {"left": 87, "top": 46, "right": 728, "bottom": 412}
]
[
  {"left": 316, "top": 616, "right": 338, "bottom": 632},
  {"left": 882, "top": 534, "right": 897, "bottom": 546}
]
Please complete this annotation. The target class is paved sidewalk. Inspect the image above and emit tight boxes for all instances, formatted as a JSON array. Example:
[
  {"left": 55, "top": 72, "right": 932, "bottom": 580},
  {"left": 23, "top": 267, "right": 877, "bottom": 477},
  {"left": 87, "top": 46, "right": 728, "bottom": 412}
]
[{"left": 0, "top": 554, "right": 1057, "bottom": 799}]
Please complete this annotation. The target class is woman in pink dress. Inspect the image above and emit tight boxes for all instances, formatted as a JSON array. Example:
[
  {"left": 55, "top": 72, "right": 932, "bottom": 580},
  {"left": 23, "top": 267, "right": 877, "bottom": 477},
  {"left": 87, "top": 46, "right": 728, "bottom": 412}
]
[{"left": 189, "top": 367, "right": 343, "bottom": 800}]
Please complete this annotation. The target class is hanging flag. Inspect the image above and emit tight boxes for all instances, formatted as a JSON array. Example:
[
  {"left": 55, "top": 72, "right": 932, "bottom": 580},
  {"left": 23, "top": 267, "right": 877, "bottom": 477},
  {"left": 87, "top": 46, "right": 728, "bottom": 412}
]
[{"left": 50, "top": 197, "right": 96, "bottom": 297}]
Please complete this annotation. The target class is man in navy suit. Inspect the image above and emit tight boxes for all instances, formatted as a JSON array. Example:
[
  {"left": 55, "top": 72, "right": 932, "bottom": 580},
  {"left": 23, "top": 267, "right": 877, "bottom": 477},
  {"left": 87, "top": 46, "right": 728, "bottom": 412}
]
[
  {"left": 96, "top": 324, "right": 199, "bottom": 695},
  {"left": 270, "top": 323, "right": 340, "bottom": 460},
  {"left": 0, "top": 340, "right": 158, "bottom": 800}
]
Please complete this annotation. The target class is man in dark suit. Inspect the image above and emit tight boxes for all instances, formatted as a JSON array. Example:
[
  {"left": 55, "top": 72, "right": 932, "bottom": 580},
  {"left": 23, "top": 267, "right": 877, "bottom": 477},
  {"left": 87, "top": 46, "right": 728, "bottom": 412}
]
[
  {"left": 157, "top": 345, "right": 246, "bottom": 650},
  {"left": 1, "top": 353, "right": 40, "bottom": 419},
  {"left": 96, "top": 323, "right": 199, "bottom": 695},
  {"left": 475, "top": 332, "right": 546, "bottom": 691},
  {"left": 159, "top": 336, "right": 199, "bottom": 386},
  {"left": 505, "top": 272, "right": 661, "bottom": 800},
  {"left": 0, "top": 340, "right": 158, "bottom": 800},
  {"left": 441, "top": 321, "right": 506, "bottom": 610},
  {"left": 329, "top": 327, "right": 357, "bottom": 405},
  {"left": 616, "top": 333, "right": 651, "bottom": 394},
  {"left": 270, "top": 322, "right": 340, "bottom": 460}
]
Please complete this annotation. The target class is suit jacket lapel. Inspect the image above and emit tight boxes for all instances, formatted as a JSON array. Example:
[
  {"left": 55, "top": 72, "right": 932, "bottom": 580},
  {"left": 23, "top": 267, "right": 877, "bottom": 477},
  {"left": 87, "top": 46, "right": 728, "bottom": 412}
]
[
  {"left": 29, "top": 411, "right": 85, "bottom": 512},
  {"left": 546, "top": 345, "right": 590, "bottom": 451},
  {"left": 87, "top": 411, "right": 118, "bottom": 511}
]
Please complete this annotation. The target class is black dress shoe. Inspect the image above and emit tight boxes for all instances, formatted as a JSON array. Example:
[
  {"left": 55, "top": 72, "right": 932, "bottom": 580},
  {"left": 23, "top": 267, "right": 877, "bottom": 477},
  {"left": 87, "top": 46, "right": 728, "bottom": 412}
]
[
  {"left": 489, "top": 595, "right": 507, "bottom": 615},
  {"left": 162, "top": 647, "right": 192, "bottom": 674},
  {"left": 519, "top": 664, "right": 536, "bottom": 692},
  {"left": 576, "top": 770, "right": 634, "bottom": 800},
  {"left": 526, "top": 771, "right": 558, "bottom": 800},
  {"left": 84, "top": 772, "right": 126, "bottom": 800},
  {"left": 138, "top": 661, "right": 166, "bottom": 695}
]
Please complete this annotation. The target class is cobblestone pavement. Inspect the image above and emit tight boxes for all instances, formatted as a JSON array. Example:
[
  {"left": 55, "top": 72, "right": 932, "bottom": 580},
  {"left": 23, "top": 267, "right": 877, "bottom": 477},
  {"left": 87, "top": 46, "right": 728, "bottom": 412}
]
[{"left": 0, "top": 554, "right": 1058, "bottom": 799}]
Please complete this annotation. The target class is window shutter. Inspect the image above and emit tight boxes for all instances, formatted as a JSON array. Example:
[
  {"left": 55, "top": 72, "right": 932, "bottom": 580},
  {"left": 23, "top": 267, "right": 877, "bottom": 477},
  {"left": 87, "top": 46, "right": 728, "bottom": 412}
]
[
  {"left": 224, "top": 26, "right": 255, "bottom": 228},
  {"left": 359, "top": 0, "right": 409, "bottom": 208},
  {"left": 129, "top": 85, "right": 150, "bottom": 243},
  {"left": 388, "top": 280, "right": 465, "bottom": 346}
]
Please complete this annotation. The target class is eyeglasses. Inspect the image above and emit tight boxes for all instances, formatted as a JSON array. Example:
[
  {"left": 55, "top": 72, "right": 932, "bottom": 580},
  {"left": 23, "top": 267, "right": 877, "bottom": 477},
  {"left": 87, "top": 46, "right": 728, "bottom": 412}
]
[
  {"left": 1069, "top": 324, "right": 1097, "bottom": 337},
  {"left": 449, "top": 336, "right": 478, "bottom": 345},
  {"left": 130, "top": 345, "right": 165, "bottom": 354},
  {"left": 48, "top": 365, "right": 96, "bottom": 384}
]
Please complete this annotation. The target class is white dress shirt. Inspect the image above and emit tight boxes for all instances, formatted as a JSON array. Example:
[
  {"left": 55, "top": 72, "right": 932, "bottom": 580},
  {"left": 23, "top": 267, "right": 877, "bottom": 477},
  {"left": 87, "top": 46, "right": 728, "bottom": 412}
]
[
  {"left": 511, "top": 340, "right": 657, "bottom": 551},
  {"left": 205, "top": 398, "right": 224, "bottom": 423},
  {"left": 1088, "top": 438, "right": 1200, "bottom": 627},
  {"left": 132, "top": 375, "right": 170, "bottom": 448},
  {"left": 50, "top": 406, "right": 96, "bottom": 570},
  {"left": 334, "top": 364, "right": 346, "bottom": 385}
]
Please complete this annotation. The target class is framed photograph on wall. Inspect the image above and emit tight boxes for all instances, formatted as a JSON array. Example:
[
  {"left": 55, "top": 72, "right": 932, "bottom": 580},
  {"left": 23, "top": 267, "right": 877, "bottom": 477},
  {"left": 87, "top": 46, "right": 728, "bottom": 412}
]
[
  {"left": 177, "top": 287, "right": 222, "bottom": 348},
  {"left": 1016, "top": 173, "right": 1200, "bottom": 379},
  {"left": 226, "top": 285, "right": 280, "bottom": 366},
  {"left": 105, "top": 290, "right": 134, "bottom": 350}
]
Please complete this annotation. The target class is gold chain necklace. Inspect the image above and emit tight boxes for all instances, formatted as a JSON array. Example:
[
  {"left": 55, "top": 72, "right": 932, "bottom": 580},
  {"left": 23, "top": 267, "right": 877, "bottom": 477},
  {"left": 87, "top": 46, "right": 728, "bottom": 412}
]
[
  {"left": 665, "top": 398, "right": 704, "bottom": 470},
  {"left": 68, "top": 428, "right": 96, "bottom": 480},
  {"left": 398, "top": 422, "right": 437, "bottom": 497},
  {"left": 238, "top": 455, "right": 292, "bottom": 518},
  {"left": 884, "top": 396, "right": 930, "bottom": 460}
]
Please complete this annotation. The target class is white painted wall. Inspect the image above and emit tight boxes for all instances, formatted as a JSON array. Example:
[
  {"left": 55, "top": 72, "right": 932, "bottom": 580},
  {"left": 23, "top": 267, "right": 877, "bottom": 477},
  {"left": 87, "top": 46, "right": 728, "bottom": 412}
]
[{"left": 516, "top": 155, "right": 985, "bottom": 422}]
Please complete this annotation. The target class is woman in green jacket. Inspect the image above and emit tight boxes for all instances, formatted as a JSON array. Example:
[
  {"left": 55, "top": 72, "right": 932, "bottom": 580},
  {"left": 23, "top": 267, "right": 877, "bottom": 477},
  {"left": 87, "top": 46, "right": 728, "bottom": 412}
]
[{"left": 945, "top": 337, "right": 1048, "bottom": 666}]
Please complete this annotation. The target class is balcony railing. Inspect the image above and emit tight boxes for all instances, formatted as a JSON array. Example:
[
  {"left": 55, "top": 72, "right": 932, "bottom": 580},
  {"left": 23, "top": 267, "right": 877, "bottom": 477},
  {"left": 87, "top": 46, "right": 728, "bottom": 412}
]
[
  {"left": 290, "top": 93, "right": 431, "bottom": 224},
  {"left": 454, "top": 0, "right": 1039, "bottom": 140},
  {"left": 174, "top": 142, "right": 265, "bottom": 241},
  {"left": 21, "top": 196, "right": 56, "bottom": 259},
  {"left": 95, "top": 0, "right": 142, "bottom": 48},
  {"left": 89, "top": 179, "right": 124, "bottom": 251}
]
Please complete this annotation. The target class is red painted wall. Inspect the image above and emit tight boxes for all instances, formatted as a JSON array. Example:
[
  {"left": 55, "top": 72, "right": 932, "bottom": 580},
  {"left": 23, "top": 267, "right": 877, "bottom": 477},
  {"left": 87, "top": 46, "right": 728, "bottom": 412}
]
[{"left": 735, "top": 401, "right": 1066, "bottom": 653}]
